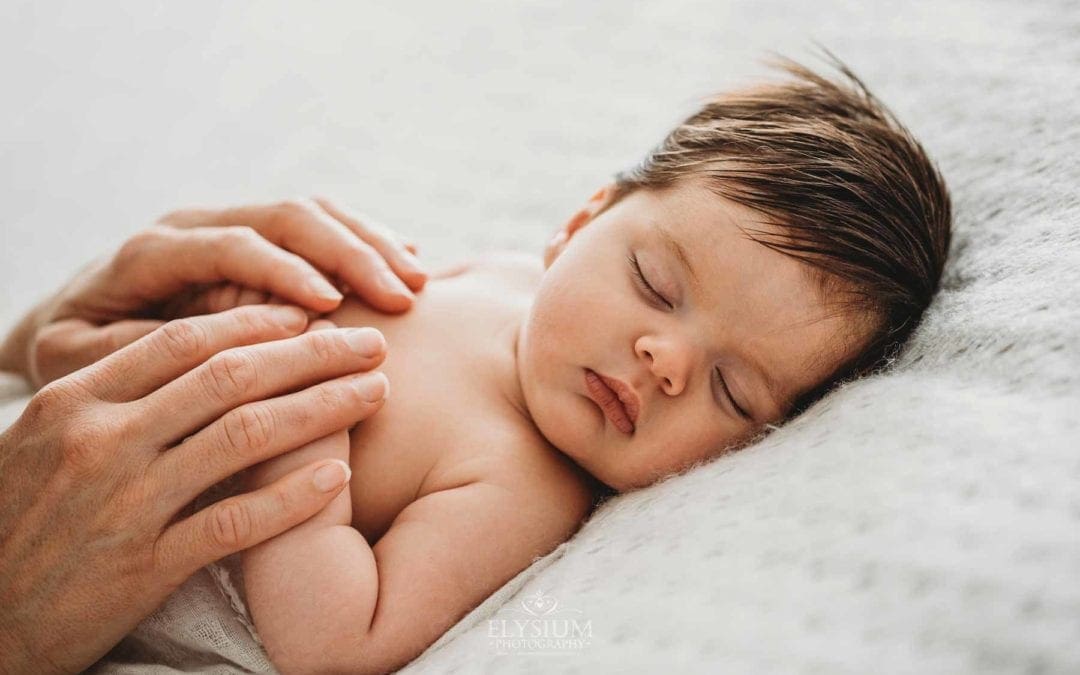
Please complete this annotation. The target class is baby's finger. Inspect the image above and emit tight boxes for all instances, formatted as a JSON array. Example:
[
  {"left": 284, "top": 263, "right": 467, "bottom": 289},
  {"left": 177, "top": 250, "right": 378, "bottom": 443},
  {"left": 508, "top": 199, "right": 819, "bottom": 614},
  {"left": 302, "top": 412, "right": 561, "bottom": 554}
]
[{"left": 154, "top": 458, "right": 352, "bottom": 583}]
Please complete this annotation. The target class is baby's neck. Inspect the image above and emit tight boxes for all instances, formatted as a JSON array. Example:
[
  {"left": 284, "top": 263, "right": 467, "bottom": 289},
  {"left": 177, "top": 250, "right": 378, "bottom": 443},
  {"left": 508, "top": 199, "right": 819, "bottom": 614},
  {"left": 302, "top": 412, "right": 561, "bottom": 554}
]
[{"left": 498, "top": 315, "right": 533, "bottom": 430}]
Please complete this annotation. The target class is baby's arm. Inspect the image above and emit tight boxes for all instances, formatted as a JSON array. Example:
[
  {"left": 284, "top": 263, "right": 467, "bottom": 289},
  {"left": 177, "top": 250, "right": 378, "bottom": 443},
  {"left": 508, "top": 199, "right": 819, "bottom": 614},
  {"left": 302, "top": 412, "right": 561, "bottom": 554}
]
[
  {"left": 239, "top": 429, "right": 378, "bottom": 672},
  {"left": 243, "top": 439, "right": 593, "bottom": 674}
]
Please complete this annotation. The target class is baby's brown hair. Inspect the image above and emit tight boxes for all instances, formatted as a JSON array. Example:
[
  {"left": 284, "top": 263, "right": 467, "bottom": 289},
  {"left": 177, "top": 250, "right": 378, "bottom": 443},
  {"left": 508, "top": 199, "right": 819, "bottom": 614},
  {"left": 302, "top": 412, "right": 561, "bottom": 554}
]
[{"left": 608, "top": 49, "right": 952, "bottom": 420}]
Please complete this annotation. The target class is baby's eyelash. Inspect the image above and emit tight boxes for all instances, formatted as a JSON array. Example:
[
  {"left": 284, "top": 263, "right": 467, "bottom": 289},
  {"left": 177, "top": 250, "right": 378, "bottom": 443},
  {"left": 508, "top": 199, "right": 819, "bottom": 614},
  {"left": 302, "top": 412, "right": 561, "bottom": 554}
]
[
  {"left": 629, "top": 253, "right": 748, "bottom": 422},
  {"left": 716, "top": 367, "right": 751, "bottom": 420},
  {"left": 628, "top": 254, "right": 673, "bottom": 309}
]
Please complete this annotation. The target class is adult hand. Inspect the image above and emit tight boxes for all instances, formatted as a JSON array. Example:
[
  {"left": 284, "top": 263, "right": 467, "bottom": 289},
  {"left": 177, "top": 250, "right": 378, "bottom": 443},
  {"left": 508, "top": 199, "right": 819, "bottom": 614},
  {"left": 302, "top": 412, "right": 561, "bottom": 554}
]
[
  {"left": 0, "top": 304, "right": 389, "bottom": 674},
  {"left": 0, "top": 196, "right": 426, "bottom": 388}
]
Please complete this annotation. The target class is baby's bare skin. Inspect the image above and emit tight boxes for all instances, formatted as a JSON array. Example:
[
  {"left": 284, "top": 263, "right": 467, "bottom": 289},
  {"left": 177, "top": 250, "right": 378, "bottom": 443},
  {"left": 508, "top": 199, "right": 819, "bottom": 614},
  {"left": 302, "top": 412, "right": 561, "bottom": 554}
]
[
  {"left": 241, "top": 179, "right": 870, "bottom": 673},
  {"left": 241, "top": 256, "right": 599, "bottom": 674},
  {"left": 337, "top": 256, "right": 601, "bottom": 544}
]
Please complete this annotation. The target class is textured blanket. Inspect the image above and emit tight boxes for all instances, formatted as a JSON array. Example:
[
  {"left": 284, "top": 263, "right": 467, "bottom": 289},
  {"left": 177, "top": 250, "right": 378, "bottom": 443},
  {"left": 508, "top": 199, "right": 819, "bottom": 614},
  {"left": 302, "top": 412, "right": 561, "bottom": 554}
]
[{"left": 2, "top": 1, "right": 1078, "bottom": 673}]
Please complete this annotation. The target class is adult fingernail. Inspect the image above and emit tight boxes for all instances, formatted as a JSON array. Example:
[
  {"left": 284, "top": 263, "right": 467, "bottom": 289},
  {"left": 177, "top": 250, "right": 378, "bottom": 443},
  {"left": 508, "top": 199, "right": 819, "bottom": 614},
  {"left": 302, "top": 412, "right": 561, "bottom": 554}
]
[
  {"left": 312, "top": 460, "right": 351, "bottom": 492},
  {"left": 308, "top": 275, "right": 343, "bottom": 302},
  {"left": 345, "top": 328, "right": 385, "bottom": 355},
  {"left": 354, "top": 372, "right": 389, "bottom": 402},
  {"left": 380, "top": 270, "right": 414, "bottom": 298}
]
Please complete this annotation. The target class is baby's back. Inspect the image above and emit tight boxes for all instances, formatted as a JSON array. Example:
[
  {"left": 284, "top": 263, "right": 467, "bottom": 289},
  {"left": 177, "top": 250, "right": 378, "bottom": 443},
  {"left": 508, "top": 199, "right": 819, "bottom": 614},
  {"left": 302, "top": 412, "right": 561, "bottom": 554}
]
[{"left": 325, "top": 253, "right": 596, "bottom": 546}]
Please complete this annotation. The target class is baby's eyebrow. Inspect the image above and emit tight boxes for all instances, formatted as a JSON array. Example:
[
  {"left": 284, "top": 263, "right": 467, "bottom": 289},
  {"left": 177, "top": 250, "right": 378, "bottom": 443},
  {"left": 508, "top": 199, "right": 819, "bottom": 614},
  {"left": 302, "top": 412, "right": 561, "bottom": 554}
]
[
  {"left": 732, "top": 350, "right": 788, "bottom": 422},
  {"left": 652, "top": 221, "right": 790, "bottom": 420},
  {"left": 655, "top": 224, "right": 701, "bottom": 290}
]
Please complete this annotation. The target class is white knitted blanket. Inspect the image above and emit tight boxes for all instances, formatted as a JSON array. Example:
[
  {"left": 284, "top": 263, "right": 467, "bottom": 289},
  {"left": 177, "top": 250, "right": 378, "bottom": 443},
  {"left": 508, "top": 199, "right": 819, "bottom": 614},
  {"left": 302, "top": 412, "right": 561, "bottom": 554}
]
[{"left": 1, "top": 1, "right": 1078, "bottom": 673}]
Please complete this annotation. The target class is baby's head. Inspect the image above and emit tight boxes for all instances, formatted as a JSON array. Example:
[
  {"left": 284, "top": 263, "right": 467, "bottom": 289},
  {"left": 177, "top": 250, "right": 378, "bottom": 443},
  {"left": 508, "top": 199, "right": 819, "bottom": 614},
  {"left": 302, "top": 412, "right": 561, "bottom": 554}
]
[{"left": 517, "top": 52, "right": 952, "bottom": 493}]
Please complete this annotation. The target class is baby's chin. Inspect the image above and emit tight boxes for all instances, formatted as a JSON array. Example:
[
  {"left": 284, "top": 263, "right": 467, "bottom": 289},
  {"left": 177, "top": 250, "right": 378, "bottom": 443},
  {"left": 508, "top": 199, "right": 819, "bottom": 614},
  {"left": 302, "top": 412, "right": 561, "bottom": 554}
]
[{"left": 531, "top": 415, "right": 635, "bottom": 492}]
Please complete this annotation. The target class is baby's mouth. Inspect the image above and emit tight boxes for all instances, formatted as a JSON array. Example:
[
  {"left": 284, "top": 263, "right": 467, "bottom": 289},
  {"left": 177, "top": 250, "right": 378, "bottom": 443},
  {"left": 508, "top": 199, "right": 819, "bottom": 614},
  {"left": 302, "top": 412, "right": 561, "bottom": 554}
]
[{"left": 584, "top": 369, "right": 636, "bottom": 434}]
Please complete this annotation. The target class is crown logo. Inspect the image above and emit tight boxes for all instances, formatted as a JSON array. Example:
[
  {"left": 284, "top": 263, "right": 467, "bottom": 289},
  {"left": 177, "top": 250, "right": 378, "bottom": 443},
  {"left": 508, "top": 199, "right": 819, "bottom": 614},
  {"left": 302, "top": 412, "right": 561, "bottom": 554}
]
[{"left": 519, "top": 589, "right": 559, "bottom": 616}]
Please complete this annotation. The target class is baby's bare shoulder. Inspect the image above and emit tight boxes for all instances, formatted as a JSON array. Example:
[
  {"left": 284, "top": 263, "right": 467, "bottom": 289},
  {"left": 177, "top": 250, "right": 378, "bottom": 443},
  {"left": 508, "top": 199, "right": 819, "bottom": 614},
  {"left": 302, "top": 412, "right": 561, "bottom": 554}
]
[
  {"left": 431, "top": 251, "right": 543, "bottom": 288},
  {"left": 475, "top": 250, "right": 543, "bottom": 276}
]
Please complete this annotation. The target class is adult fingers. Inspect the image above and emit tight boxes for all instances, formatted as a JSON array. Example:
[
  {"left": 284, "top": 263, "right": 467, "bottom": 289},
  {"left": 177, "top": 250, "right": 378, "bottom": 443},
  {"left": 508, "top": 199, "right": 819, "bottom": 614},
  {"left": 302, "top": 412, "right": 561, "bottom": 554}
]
[
  {"left": 157, "top": 284, "right": 274, "bottom": 320},
  {"left": 29, "top": 318, "right": 164, "bottom": 388},
  {"left": 73, "top": 304, "right": 309, "bottom": 402},
  {"left": 153, "top": 458, "right": 353, "bottom": 584},
  {"left": 162, "top": 200, "right": 424, "bottom": 314},
  {"left": 108, "top": 225, "right": 345, "bottom": 315},
  {"left": 312, "top": 196, "right": 428, "bottom": 294},
  {"left": 135, "top": 325, "right": 387, "bottom": 448},
  {"left": 260, "top": 198, "right": 422, "bottom": 314},
  {"left": 148, "top": 369, "right": 385, "bottom": 512}
]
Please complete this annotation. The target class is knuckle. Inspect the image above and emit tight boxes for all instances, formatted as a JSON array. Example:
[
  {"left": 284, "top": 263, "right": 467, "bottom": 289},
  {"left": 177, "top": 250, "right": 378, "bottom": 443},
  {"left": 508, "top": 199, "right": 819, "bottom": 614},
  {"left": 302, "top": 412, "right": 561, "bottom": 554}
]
[
  {"left": 226, "top": 225, "right": 260, "bottom": 246},
  {"left": 307, "top": 330, "right": 348, "bottom": 365},
  {"left": 272, "top": 485, "right": 295, "bottom": 520},
  {"left": 32, "top": 323, "right": 65, "bottom": 361},
  {"left": 158, "top": 318, "right": 209, "bottom": 362},
  {"left": 155, "top": 208, "right": 186, "bottom": 226},
  {"left": 316, "top": 379, "right": 362, "bottom": 411},
  {"left": 205, "top": 349, "right": 259, "bottom": 402},
  {"left": 24, "top": 381, "right": 74, "bottom": 421},
  {"left": 97, "top": 326, "right": 126, "bottom": 357},
  {"left": 58, "top": 418, "right": 115, "bottom": 475},
  {"left": 229, "top": 304, "right": 274, "bottom": 334},
  {"left": 279, "top": 197, "right": 308, "bottom": 212},
  {"left": 343, "top": 237, "right": 374, "bottom": 258},
  {"left": 209, "top": 500, "right": 252, "bottom": 550},
  {"left": 221, "top": 403, "right": 275, "bottom": 455},
  {"left": 205, "top": 284, "right": 241, "bottom": 313},
  {"left": 274, "top": 198, "right": 315, "bottom": 223},
  {"left": 29, "top": 332, "right": 66, "bottom": 383},
  {"left": 113, "top": 228, "right": 159, "bottom": 267},
  {"left": 349, "top": 241, "right": 392, "bottom": 273}
]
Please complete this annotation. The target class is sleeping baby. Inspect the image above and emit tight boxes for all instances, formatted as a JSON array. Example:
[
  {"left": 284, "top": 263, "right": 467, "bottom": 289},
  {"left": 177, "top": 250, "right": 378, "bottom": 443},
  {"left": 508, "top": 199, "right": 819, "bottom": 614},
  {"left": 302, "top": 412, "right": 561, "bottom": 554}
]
[{"left": 178, "top": 54, "right": 952, "bottom": 673}]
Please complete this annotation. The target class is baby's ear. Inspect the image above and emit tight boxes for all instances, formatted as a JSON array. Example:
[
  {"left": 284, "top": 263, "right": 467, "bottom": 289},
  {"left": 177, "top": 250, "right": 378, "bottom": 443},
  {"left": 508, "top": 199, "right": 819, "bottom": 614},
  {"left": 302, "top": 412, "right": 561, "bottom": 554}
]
[{"left": 544, "top": 185, "right": 618, "bottom": 268}]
